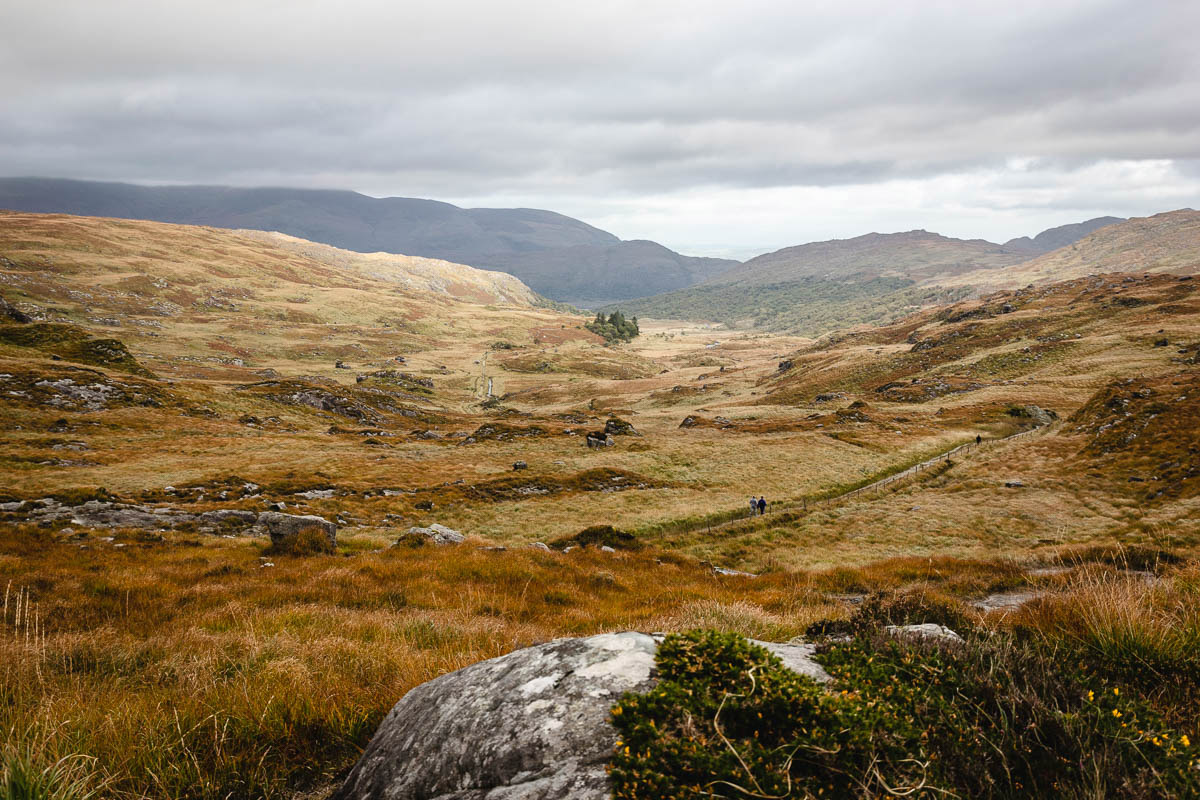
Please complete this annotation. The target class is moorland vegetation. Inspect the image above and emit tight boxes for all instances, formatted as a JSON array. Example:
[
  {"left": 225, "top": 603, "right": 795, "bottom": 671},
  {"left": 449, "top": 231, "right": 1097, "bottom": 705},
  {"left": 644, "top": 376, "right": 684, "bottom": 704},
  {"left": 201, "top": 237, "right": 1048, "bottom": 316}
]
[{"left": 1, "top": 211, "right": 1198, "bottom": 798}]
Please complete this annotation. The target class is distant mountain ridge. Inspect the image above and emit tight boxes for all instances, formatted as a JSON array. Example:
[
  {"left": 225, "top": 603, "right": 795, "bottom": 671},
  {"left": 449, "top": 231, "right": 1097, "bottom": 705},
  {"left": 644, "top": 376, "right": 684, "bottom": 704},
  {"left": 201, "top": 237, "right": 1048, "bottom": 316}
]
[
  {"left": 607, "top": 215, "right": 1160, "bottom": 336},
  {"left": 947, "top": 209, "right": 1200, "bottom": 290},
  {"left": 1002, "top": 216, "right": 1124, "bottom": 254},
  {"left": 0, "top": 177, "right": 737, "bottom": 307},
  {"left": 712, "top": 229, "right": 1029, "bottom": 286}
]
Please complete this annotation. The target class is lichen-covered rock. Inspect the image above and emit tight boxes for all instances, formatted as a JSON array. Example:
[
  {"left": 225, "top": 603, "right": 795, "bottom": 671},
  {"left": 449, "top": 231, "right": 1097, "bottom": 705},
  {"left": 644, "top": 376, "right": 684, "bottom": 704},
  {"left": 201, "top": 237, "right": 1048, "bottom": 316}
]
[
  {"left": 333, "top": 632, "right": 659, "bottom": 800},
  {"left": 257, "top": 511, "right": 337, "bottom": 549},
  {"left": 333, "top": 632, "right": 831, "bottom": 800}
]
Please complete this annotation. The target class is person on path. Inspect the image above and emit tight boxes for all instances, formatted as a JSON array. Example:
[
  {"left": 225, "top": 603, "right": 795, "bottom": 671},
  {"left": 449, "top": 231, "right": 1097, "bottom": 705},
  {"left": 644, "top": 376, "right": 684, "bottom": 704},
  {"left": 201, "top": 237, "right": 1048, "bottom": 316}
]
[
  {"left": 757, "top": 496, "right": 766, "bottom": 515},
  {"left": 749, "top": 496, "right": 757, "bottom": 518},
  {"left": 976, "top": 434, "right": 982, "bottom": 445}
]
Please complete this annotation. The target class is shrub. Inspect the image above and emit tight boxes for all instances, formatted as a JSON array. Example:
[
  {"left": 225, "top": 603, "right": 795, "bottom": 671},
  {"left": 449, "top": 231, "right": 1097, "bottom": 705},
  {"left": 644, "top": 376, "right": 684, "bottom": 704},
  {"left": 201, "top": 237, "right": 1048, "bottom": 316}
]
[
  {"left": 610, "top": 630, "right": 1200, "bottom": 799},
  {"left": 805, "top": 587, "right": 974, "bottom": 638},
  {"left": 552, "top": 525, "right": 641, "bottom": 551},
  {"left": 586, "top": 311, "right": 639, "bottom": 343}
]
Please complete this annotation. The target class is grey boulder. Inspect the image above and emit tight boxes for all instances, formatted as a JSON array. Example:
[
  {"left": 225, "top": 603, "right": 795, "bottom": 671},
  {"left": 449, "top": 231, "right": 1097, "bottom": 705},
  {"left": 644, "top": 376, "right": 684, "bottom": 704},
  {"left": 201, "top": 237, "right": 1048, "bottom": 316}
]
[
  {"left": 257, "top": 511, "right": 337, "bottom": 549},
  {"left": 400, "top": 523, "right": 465, "bottom": 546},
  {"left": 333, "top": 631, "right": 831, "bottom": 800}
]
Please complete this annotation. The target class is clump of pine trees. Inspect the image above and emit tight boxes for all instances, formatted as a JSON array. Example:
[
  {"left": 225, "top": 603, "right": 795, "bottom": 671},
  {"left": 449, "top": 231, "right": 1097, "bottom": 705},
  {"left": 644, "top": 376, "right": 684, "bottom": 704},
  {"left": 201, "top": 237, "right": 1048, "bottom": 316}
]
[{"left": 586, "top": 310, "right": 640, "bottom": 343}]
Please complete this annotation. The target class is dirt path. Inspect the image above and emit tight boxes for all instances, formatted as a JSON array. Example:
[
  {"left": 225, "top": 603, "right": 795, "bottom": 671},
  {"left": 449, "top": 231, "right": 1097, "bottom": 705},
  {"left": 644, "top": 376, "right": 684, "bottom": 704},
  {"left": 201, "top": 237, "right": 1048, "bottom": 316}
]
[
  {"left": 672, "top": 421, "right": 1056, "bottom": 540},
  {"left": 475, "top": 350, "right": 495, "bottom": 400}
]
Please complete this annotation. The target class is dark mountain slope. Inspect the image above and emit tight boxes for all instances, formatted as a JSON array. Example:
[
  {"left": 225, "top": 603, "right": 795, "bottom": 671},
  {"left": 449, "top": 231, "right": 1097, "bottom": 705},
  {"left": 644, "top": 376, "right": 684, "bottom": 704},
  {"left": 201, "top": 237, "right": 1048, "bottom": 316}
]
[
  {"left": 1003, "top": 216, "right": 1124, "bottom": 254},
  {"left": 0, "top": 177, "right": 736, "bottom": 306}
]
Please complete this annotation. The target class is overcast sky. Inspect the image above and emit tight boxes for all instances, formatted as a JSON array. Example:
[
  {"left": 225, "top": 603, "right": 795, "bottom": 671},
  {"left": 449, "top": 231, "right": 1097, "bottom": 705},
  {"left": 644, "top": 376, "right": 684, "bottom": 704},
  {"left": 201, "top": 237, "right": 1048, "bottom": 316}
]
[{"left": 2, "top": 0, "right": 1198, "bottom": 259}]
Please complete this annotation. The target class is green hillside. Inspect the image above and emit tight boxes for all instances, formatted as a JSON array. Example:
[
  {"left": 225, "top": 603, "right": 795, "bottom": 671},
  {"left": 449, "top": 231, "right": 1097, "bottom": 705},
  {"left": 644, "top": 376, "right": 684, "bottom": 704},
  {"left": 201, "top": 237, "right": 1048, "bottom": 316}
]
[{"left": 605, "top": 277, "right": 971, "bottom": 336}]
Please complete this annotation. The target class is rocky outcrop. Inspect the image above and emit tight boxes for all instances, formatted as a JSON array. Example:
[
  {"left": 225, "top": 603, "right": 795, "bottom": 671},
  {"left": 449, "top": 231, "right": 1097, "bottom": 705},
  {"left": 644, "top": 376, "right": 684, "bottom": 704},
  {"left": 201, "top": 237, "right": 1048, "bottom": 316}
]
[
  {"left": 12, "top": 498, "right": 194, "bottom": 529},
  {"left": 333, "top": 632, "right": 830, "bottom": 800},
  {"left": 1, "top": 500, "right": 333, "bottom": 541},
  {"left": 585, "top": 432, "right": 614, "bottom": 448},
  {"left": 0, "top": 293, "right": 32, "bottom": 323},
  {"left": 603, "top": 417, "right": 639, "bottom": 437}
]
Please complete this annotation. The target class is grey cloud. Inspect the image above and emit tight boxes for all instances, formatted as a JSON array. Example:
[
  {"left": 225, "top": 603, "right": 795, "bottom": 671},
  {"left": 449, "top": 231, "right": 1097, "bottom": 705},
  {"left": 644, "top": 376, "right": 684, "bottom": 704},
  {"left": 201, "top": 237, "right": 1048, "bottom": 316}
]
[{"left": 1, "top": 0, "right": 1198, "bottom": 246}]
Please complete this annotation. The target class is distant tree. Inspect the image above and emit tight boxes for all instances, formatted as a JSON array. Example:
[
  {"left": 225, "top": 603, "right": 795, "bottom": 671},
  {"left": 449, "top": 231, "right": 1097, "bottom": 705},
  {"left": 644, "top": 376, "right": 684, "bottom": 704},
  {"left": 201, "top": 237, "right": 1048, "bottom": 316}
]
[{"left": 586, "top": 309, "right": 640, "bottom": 343}]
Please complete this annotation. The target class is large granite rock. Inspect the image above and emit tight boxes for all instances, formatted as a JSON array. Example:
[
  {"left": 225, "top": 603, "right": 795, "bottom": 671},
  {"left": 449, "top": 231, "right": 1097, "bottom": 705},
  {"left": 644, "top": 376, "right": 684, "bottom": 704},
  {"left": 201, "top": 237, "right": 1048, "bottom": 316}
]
[
  {"left": 398, "top": 523, "right": 465, "bottom": 546},
  {"left": 333, "top": 632, "right": 830, "bottom": 800},
  {"left": 257, "top": 511, "right": 337, "bottom": 549}
]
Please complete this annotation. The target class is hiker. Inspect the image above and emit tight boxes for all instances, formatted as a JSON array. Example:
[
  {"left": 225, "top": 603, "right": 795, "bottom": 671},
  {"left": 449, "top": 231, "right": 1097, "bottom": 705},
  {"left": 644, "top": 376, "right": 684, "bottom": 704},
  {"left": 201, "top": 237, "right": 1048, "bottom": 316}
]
[
  {"left": 757, "top": 496, "right": 766, "bottom": 515},
  {"left": 749, "top": 496, "right": 758, "bottom": 518},
  {"left": 975, "top": 434, "right": 982, "bottom": 445}
]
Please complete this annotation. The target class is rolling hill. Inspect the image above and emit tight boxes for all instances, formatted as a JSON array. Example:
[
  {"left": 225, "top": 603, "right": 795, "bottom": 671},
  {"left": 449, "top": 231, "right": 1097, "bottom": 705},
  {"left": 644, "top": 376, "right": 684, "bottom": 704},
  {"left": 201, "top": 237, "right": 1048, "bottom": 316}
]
[
  {"left": 0, "top": 177, "right": 737, "bottom": 307},
  {"left": 947, "top": 209, "right": 1200, "bottom": 290},
  {"left": 1001, "top": 216, "right": 1124, "bottom": 254},
  {"left": 608, "top": 214, "right": 1194, "bottom": 336}
]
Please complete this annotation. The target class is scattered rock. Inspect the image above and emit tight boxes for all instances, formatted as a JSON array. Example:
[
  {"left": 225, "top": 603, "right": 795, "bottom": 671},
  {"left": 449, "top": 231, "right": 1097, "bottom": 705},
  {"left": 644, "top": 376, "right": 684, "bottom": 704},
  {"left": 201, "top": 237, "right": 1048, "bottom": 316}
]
[
  {"left": 296, "top": 488, "right": 336, "bottom": 500},
  {"left": 777, "top": 359, "right": 794, "bottom": 372},
  {"left": 197, "top": 509, "right": 259, "bottom": 526},
  {"left": 528, "top": 542, "right": 552, "bottom": 552},
  {"left": 513, "top": 461, "right": 528, "bottom": 471},
  {"left": 1004, "top": 479, "right": 1025, "bottom": 488}
]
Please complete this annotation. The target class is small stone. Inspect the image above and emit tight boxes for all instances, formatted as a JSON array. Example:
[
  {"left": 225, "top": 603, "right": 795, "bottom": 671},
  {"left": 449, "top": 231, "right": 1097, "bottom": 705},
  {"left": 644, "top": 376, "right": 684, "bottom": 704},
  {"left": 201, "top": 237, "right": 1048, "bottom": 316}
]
[{"left": 886, "top": 623, "right": 963, "bottom": 642}]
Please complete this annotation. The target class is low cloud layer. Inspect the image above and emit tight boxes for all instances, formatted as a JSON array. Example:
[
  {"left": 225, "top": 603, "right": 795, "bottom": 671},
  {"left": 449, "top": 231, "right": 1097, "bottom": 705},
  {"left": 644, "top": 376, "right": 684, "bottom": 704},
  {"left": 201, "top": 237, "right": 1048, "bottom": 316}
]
[{"left": 2, "top": 0, "right": 1198, "bottom": 255}]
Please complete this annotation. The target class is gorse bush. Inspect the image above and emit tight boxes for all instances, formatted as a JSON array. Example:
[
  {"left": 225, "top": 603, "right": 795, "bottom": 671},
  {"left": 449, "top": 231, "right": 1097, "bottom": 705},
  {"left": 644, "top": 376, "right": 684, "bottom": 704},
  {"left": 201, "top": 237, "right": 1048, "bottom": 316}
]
[{"left": 609, "top": 630, "right": 1200, "bottom": 799}]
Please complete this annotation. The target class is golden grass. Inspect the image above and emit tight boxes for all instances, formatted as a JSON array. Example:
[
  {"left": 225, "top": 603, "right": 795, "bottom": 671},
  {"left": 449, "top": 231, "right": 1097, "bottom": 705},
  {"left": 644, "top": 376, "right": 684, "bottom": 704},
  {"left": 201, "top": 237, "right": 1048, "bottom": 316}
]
[
  {"left": 3, "top": 526, "right": 1195, "bottom": 798},
  {"left": 4, "top": 213, "right": 1200, "bottom": 796}
]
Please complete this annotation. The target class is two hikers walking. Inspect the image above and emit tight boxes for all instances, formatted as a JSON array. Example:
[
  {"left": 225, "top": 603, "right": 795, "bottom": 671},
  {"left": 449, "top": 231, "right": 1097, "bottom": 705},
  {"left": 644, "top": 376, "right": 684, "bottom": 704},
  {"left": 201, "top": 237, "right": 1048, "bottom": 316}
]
[{"left": 748, "top": 495, "right": 766, "bottom": 517}]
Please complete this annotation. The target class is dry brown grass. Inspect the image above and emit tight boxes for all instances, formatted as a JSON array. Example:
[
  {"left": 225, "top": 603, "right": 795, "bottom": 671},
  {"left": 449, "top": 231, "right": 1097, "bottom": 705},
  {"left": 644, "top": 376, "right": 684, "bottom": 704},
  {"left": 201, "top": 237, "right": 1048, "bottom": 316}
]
[{"left": 4, "top": 213, "right": 1200, "bottom": 797}]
